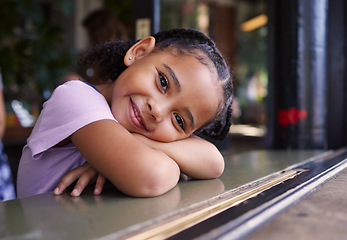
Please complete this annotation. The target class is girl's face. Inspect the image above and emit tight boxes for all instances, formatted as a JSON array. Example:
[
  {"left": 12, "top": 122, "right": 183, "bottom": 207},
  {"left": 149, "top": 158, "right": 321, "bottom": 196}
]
[{"left": 111, "top": 38, "right": 222, "bottom": 142}]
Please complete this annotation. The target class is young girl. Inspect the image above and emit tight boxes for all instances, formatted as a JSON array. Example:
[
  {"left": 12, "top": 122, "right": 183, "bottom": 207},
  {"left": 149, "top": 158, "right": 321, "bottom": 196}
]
[{"left": 17, "top": 29, "right": 233, "bottom": 198}]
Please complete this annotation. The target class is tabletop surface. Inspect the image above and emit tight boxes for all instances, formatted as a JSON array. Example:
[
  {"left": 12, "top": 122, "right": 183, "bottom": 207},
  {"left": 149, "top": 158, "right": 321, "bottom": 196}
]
[{"left": 0, "top": 150, "right": 325, "bottom": 240}]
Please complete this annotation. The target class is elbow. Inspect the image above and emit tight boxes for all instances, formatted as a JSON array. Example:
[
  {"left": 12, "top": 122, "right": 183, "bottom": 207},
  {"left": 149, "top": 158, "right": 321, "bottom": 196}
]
[
  {"left": 145, "top": 163, "right": 180, "bottom": 197},
  {"left": 205, "top": 143, "right": 225, "bottom": 179},
  {"left": 136, "top": 170, "right": 180, "bottom": 197},
  {"left": 216, "top": 160, "right": 225, "bottom": 178},
  {"left": 139, "top": 179, "right": 177, "bottom": 197},
  {"left": 203, "top": 150, "right": 225, "bottom": 179},
  {"left": 119, "top": 160, "right": 181, "bottom": 198},
  {"left": 210, "top": 154, "right": 225, "bottom": 178},
  {"left": 187, "top": 149, "right": 225, "bottom": 180}
]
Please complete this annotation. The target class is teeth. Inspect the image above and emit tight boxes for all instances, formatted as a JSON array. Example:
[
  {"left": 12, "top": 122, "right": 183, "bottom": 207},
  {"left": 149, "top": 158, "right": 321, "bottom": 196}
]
[{"left": 133, "top": 103, "right": 143, "bottom": 125}]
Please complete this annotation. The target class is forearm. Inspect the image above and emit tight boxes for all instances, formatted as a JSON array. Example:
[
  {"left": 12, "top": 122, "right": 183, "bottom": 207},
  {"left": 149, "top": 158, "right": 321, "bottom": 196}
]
[
  {"left": 133, "top": 134, "right": 225, "bottom": 179},
  {"left": 72, "top": 120, "right": 181, "bottom": 197}
]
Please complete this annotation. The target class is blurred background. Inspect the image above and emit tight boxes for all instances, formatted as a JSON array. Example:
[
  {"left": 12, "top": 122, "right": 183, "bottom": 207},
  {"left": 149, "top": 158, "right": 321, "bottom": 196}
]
[{"left": 0, "top": 0, "right": 346, "bottom": 198}]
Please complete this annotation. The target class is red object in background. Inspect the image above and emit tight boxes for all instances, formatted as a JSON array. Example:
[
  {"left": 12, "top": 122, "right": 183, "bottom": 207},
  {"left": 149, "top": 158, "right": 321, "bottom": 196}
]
[{"left": 278, "top": 108, "right": 308, "bottom": 126}]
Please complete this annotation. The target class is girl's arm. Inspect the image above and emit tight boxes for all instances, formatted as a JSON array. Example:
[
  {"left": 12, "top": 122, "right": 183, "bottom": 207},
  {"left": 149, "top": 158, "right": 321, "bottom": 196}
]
[
  {"left": 55, "top": 130, "right": 224, "bottom": 197},
  {"left": 132, "top": 134, "right": 225, "bottom": 179},
  {"left": 68, "top": 120, "right": 181, "bottom": 197}
]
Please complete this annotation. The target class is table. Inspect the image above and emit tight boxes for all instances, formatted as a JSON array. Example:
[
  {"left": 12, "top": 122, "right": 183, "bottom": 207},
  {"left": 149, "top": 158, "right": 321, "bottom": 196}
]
[{"left": 0, "top": 150, "right": 327, "bottom": 240}]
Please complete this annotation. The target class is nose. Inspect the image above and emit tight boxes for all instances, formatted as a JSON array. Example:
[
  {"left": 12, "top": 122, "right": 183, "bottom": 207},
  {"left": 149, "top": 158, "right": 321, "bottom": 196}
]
[{"left": 147, "top": 99, "right": 164, "bottom": 122}]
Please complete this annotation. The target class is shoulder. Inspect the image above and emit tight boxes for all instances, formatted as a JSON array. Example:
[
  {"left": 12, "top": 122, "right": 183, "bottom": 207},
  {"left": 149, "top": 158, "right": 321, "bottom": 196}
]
[
  {"left": 27, "top": 80, "right": 115, "bottom": 156},
  {"left": 47, "top": 80, "right": 108, "bottom": 113},
  {"left": 51, "top": 80, "right": 99, "bottom": 100},
  {"left": 40, "top": 80, "right": 116, "bottom": 124}
]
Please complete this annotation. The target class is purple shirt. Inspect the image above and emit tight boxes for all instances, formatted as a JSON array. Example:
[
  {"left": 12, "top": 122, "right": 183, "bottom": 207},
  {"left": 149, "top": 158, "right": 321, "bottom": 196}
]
[{"left": 17, "top": 80, "right": 117, "bottom": 198}]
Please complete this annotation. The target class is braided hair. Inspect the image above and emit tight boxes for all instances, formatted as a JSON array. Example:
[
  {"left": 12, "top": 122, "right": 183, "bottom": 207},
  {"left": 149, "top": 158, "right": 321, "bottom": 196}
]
[{"left": 79, "top": 28, "right": 233, "bottom": 140}]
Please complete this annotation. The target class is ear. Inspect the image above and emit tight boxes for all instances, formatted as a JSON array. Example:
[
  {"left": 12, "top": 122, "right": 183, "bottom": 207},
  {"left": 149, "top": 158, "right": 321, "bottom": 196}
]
[{"left": 124, "top": 36, "right": 156, "bottom": 66}]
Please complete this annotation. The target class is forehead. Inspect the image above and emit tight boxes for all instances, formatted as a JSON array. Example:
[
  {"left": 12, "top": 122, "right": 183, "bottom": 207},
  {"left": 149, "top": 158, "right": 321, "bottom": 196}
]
[
  {"left": 155, "top": 49, "right": 217, "bottom": 79},
  {"left": 155, "top": 46, "right": 216, "bottom": 72}
]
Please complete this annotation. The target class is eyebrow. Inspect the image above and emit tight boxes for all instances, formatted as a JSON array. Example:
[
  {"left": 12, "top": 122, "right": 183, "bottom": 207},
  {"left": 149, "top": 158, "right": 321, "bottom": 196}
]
[
  {"left": 185, "top": 108, "right": 195, "bottom": 131},
  {"left": 163, "top": 64, "right": 195, "bottom": 131},
  {"left": 163, "top": 64, "right": 181, "bottom": 92}
]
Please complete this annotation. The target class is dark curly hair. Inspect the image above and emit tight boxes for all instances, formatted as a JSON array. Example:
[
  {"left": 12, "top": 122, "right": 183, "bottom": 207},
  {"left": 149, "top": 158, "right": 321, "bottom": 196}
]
[{"left": 78, "top": 28, "right": 233, "bottom": 140}]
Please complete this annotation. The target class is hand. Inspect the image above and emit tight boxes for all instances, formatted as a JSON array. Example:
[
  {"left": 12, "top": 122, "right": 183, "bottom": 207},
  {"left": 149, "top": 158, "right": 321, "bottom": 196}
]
[{"left": 54, "top": 162, "right": 107, "bottom": 197}]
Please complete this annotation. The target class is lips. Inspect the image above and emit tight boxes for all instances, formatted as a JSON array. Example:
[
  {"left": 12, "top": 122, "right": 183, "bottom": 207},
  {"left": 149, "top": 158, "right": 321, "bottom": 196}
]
[{"left": 129, "top": 98, "right": 148, "bottom": 131}]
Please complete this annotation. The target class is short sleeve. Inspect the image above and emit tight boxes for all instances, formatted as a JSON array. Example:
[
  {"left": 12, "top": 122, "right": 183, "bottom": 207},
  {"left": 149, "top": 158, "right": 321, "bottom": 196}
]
[{"left": 27, "top": 80, "right": 117, "bottom": 158}]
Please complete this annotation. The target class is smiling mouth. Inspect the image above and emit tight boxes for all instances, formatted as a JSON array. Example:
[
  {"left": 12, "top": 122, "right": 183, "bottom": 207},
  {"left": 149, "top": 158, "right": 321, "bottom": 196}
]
[{"left": 130, "top": 98, "right": 148, "bottom": 131}]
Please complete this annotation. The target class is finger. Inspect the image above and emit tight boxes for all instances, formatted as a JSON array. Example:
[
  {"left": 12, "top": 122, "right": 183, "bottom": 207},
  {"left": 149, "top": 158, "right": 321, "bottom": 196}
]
[
  {"left": 54, "top": 164, "right": 91, "bottom": 195},
  {"left": 71, "top": 167, "right": 98, "bottom": 197},
  {"left": 180, "top": 172, "right": 189, "bottom": 181},
  {"left": 94, "top": 174, "right": 107, "bottom": 195},
  {"left": 54, "top": 163, "right": 91, "bottom": 195}
]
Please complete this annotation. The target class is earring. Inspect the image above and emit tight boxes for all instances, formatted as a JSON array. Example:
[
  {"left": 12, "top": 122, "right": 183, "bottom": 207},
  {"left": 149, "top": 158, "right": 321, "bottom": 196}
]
[{"left": 129, "top": 56, "right": 133, "bottom": 60}]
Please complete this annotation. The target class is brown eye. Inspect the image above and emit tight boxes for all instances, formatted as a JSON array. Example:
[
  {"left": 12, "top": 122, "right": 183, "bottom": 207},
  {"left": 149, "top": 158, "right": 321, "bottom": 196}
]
[
  {"left": 159, "top": 72, "right": 168, "bottom": 93},
  {"left": 174, "top": 113, "right": 185, "bottom": 131}
]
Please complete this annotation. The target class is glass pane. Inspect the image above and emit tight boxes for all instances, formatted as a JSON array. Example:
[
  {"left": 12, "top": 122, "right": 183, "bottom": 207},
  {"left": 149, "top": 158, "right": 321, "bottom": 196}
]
[{"left": 160, "top": 0, "right": 268, "bottom": 151}]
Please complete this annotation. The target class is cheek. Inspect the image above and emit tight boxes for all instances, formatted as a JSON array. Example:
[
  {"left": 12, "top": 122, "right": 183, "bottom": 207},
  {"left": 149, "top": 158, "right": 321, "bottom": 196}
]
[
  {"left": 110, "top": 95, "right": 122, "bottom": 118},
  {"left": 110, "top": 95, "right": 130, "bottom": 128},
  {"left": 193, "top": 92, "right": 222, "bottom": 128}
]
